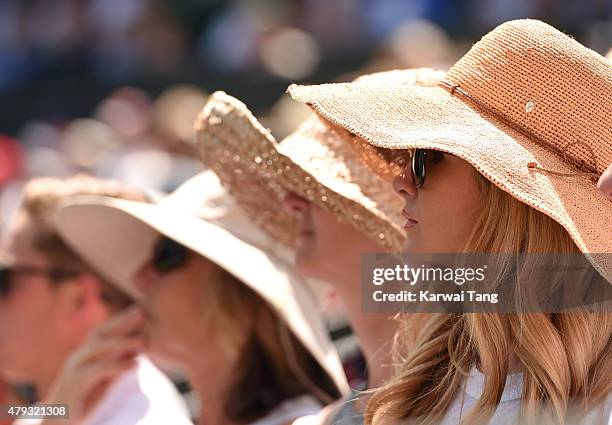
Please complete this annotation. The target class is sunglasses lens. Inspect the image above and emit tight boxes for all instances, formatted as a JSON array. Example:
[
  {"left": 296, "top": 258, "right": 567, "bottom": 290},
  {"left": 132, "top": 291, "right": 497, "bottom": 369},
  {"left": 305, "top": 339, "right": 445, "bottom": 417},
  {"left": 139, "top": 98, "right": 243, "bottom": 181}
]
[
  {"left": 412, "top": 149, "right": 426, "bottom": 188},
  {"left": 153, "top": 238, "right": 187, "bottom": 273}
]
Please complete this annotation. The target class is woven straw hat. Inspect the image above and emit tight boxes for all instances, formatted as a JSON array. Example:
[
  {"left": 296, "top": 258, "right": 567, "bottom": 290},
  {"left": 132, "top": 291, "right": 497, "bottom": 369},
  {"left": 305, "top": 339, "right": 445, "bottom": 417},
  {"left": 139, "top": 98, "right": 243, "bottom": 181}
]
[
  {"left": 194, "top": 69, "right": 444, "bottom": 252},
  {"left": 56, "top": 170, "right": 349, "bottom": 398},
  {"left": 288, "top": 19, "right": 612, "bottom": 284}
]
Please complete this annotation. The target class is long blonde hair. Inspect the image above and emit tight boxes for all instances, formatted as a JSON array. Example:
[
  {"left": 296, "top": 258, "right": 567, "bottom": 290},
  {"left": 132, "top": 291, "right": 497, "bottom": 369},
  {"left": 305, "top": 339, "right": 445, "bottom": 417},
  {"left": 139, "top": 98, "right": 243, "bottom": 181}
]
[{"left": 366, "top": 174, "right": 612, "bottom": 425}]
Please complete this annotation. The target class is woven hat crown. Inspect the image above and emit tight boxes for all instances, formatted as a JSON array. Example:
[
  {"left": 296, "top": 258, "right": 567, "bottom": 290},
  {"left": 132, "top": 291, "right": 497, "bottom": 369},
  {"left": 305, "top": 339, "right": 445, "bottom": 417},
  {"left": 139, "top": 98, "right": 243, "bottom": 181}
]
[{"left": 443, "top": 19, "right": 611, "bottom": 176}]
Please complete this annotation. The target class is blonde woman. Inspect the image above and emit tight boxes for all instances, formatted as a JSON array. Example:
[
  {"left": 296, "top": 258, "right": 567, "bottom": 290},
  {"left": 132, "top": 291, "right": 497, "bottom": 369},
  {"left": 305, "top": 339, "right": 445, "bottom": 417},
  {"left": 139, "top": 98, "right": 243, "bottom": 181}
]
[
  {"left": 288, "top": 19, "right": 612, "bottom": 424},
  {"left": 194, "top": 68, "right": 443, "bottom": 425},
  {"left": 55, "top": 171, "right": 348, "bottom": 425}
]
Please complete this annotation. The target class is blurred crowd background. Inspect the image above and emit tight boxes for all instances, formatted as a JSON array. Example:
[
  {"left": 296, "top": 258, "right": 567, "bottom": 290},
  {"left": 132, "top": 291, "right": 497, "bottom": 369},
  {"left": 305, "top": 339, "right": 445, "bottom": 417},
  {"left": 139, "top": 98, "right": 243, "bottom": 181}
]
[
  {"left": 1, "top": 0, "right": 611, "bottom": 216},
  {"left": 0, "top": 0, "right": 611, "bottom": 415}
]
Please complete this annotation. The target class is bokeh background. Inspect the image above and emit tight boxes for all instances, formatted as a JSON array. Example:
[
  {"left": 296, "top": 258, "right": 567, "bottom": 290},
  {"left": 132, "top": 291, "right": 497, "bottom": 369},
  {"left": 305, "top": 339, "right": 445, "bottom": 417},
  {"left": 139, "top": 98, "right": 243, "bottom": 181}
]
[
  {"left": 0, "top": 0, "right": 611, "bottom": 410},
  {"left": 1, "top": 0, "right": 611, "bottom": 204}
]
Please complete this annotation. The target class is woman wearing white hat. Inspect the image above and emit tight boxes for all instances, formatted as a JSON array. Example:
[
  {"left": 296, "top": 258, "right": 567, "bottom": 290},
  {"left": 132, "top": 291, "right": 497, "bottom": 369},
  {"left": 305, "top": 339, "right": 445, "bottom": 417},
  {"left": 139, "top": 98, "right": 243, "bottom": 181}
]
[
  {"left": 194, "top": 68, "right": 443, "bottom": 425},
  {"left": 289, "top": 19, "right": 612, "bottom": 425},
  {"left": 55, "top": 171, "right": 348, "bottom": 425}
]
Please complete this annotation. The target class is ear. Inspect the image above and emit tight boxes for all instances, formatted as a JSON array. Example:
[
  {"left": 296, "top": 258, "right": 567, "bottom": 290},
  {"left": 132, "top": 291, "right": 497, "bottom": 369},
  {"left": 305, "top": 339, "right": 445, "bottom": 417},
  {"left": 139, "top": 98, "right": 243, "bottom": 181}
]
[{"left": 54, "top": 274, "right": 107, "bottom": 321}]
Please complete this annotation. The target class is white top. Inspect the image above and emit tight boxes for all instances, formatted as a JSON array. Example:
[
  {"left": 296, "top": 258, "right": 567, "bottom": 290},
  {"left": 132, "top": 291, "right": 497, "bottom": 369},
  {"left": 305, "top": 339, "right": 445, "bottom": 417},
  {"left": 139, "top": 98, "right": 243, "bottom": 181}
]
[
  {"left": 249, "top": 394, "right": 322, "bottom": 425},
  {"left": 439, "top": 367, "right": 612, "bottom": 424},
  {"left": 14, "top": 356, "right": 193, "bottom": 425}
]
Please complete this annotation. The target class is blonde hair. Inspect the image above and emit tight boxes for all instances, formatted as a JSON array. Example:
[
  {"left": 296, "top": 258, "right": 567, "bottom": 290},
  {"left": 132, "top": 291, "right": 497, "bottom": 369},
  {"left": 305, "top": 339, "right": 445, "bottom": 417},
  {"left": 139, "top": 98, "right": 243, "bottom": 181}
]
[{"left": 366, "top": 174, "right": 611, "bottom": 425}]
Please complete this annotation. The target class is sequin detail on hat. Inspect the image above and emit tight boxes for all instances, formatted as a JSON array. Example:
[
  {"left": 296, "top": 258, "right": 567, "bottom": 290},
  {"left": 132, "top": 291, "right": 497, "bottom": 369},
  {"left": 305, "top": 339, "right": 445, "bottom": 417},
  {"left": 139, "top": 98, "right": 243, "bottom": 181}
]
[{"left": 195, "top": 92, "right": 406, "bottom": 251}]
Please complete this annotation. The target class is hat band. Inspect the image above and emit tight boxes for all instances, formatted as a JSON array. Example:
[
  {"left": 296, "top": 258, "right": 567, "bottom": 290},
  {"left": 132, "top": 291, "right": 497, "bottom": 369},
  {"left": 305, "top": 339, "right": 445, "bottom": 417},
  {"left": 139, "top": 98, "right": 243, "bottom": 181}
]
[{"left": 438, "top": 80, "right": 600, "bottom": 182}]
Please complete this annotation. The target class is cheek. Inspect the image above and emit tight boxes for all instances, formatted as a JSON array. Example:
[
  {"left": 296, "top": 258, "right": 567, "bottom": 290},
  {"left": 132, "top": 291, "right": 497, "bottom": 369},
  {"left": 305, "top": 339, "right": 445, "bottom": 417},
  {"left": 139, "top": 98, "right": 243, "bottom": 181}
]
[
  {"left": 447, "top": 176, "right": 481, "bottom": 233},
  {"left": 148, "top": 278, "right": 187, "bottom": 323},
  {"left": 311, "top": 209, "right": 343, "bottom": 249},
  {"left": 418, "top": 176, "right": 480, "bottom": 250},
  {"left": 432, "top": 188, "right": 477, "bottom": 224},
  {"left": 7, "top": 286, "right": 54, "bottom": 327},
  {"left": 0, "top": 288, "right": 56, "bottom": 366},
  {"left": 146, "top": 274, "right": 207, "bottom": 339}
]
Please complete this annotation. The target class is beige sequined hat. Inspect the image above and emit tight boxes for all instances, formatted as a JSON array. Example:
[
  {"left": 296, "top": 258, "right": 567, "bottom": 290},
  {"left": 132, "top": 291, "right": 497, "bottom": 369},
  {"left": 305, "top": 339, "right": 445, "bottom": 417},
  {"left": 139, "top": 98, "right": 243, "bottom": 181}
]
[
  {"left": 288, "top": 19, "right": 612, "bottom": 283},
  {"left": 194, "top": 69, "right": 444, "bottom": 251}
]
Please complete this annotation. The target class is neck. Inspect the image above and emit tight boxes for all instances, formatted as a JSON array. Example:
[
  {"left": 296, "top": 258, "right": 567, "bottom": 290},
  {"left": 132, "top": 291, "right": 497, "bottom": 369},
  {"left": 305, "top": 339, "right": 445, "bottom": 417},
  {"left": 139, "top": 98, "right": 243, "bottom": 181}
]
[
  {"left": 178, "top": 345, "right": 242, "bottom": 425},
  {"left": 329, "top": 252, "right": 399, "bottom": 417},
  {"left": 335, "top": 283, "right": 398, "bottom": 390},
  {"left": 322, "top": 244, "right": 398, "bottom": 390}
]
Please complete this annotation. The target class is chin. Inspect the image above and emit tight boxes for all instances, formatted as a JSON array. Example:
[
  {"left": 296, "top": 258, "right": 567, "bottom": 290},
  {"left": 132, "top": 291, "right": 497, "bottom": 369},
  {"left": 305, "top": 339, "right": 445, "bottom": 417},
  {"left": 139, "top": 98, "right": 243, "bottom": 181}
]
[{"left": 147, "top": 339, "right": 175, "bottom": 363}]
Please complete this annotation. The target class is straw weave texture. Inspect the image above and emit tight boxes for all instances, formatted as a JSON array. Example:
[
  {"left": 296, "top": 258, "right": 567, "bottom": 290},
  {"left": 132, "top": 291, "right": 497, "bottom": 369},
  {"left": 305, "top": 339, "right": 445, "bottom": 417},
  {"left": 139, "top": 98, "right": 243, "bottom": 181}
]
[{"left": 288, "top": 19, "right": 612, "bottom": 283}]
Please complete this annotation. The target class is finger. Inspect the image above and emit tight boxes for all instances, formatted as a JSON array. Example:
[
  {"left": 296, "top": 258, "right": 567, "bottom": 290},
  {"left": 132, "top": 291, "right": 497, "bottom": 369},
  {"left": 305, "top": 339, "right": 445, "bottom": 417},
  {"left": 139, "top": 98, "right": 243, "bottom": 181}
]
[
  {"left": 82, "top": 353, "right": 139, "bottom": 381},
  {"left": 69, "top": 357, "right": 139, "bottom": 419},
  {"left": 72, "top": 348, "right": 141, "bottom": 396},
  {"left": 91, "top": 307, "right": 145, "bottom": 341},
  {"left": 49, "top": 354, "right": 138, "bottom": 414},
  {"left": 69, "top": 335, "right": 146, "bottom": 368},
  {"left": 134, "top": 300, "right": 155, "bottom": 320}
]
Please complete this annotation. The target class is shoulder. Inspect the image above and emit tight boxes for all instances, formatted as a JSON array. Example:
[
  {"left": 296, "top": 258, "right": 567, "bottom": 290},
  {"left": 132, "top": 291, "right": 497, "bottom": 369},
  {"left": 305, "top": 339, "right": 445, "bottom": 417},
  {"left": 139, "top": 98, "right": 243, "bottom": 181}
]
[
  {"left": 291, "top": 392, "right": 362, "bottom": 425},
  {"left": 579, "top": 392, "right": 612, "bottom": 425},
  {"left": 86, "top": 356, "right": 192, "bottom": 425},
  {"left": 290, "top": 402, "right": 340, "bottom": 425},
  {"left": 250, "top": 395, "right": 323, "bottom": 425}
]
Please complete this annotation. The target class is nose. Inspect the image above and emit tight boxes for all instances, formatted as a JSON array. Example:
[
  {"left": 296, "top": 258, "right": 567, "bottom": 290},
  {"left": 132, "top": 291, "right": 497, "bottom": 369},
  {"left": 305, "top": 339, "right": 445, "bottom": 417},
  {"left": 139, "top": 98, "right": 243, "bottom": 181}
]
[
  {"left": 283, "top": 191, "right": 310, "bottom": 214},
  {"left": 132, "top": 261, "right": 156, "bottom": 295},
  {"left": 392, "top": 167, "right": 418, "bottom": 200}
]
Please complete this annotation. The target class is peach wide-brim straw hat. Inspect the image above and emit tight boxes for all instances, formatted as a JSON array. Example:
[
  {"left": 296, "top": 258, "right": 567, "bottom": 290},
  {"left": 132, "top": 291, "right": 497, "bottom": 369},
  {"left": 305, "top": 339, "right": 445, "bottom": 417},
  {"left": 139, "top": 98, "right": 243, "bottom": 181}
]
[
  {"left": 55, "top": 171, "right": 349, "bottom": 399},
  {"left": 288, "top": 19, "right": 612, "bottom": 284},
  {"left": 194, "top": 69, "right": 444, "bottom": 252}
]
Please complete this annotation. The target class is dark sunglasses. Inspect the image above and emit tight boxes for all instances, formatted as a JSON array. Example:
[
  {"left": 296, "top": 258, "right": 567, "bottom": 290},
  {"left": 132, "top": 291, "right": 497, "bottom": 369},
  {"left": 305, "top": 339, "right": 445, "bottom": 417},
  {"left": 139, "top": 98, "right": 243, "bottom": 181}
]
[
  {"left": 408, "top": 149, "right": 444, "bottom": 189},
  {"left": 152, "top": 237, "right": 188, "bottom": 273},
  {"left": 0, "top": 265, "right": 81, "bottom": 298}
]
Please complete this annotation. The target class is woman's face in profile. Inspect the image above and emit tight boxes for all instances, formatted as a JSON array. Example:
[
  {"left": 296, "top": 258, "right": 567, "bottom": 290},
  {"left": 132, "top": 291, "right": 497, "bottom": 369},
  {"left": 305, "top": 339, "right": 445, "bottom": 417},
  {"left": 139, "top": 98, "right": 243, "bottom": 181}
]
[
  {"left": 283, "top": 192, "right": 383, "bottom": 281},
  {"left": 132, "top": 238, "right": 219, "bottom": 362},
  {"left": 392, "top": 152, "right": 482, "bottom": 254}
]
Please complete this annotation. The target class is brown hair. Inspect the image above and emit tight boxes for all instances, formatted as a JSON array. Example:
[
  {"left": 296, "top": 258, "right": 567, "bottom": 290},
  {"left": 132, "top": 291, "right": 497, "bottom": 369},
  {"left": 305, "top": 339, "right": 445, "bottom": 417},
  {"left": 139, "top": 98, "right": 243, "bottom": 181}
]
[
  {"left": 365, "top": 174, "right": 611, "bottom": 425},
  {"left": 200, "top": 264, "right": 340, "bottom": 424},
  {"left": 19, "top": 175, "right": 149, "bottom": 311}
]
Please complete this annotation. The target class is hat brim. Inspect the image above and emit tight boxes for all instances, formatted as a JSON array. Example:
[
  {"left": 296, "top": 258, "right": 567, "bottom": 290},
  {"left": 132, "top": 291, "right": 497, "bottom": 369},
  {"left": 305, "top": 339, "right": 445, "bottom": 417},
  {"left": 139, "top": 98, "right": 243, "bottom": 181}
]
[
  {"left": 57, "top": 196, "right": 349, "bottom": 396},
  {"left": 194, "top": 92, "right": 405, "bottom": 251},
  {"left": 288, "top": 82, "right": 612, "bottom": 283}
]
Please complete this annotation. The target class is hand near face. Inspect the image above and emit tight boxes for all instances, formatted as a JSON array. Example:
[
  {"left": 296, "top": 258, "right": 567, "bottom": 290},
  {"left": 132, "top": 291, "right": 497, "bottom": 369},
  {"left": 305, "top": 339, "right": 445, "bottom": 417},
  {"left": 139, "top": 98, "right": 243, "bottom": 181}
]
[
  {"left": 40, "top": 307, "right": 146, "bottom": 424},
  {"left": 598, "top": 163, "right": 612, "bottom": 200}
]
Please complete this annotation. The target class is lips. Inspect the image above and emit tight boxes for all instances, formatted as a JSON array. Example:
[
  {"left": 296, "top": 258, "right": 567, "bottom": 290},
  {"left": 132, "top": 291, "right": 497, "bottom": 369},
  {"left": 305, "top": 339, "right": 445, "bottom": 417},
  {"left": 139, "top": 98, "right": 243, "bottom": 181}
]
[
  {"left": 295, "top": 212, "right": 315, "bottom": 240},
  {"left": 297, "top": 222, "right": 314, "bottom": 237},
  {"left": 402, "top": 210, "right": 418, "bottom": 229}
]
